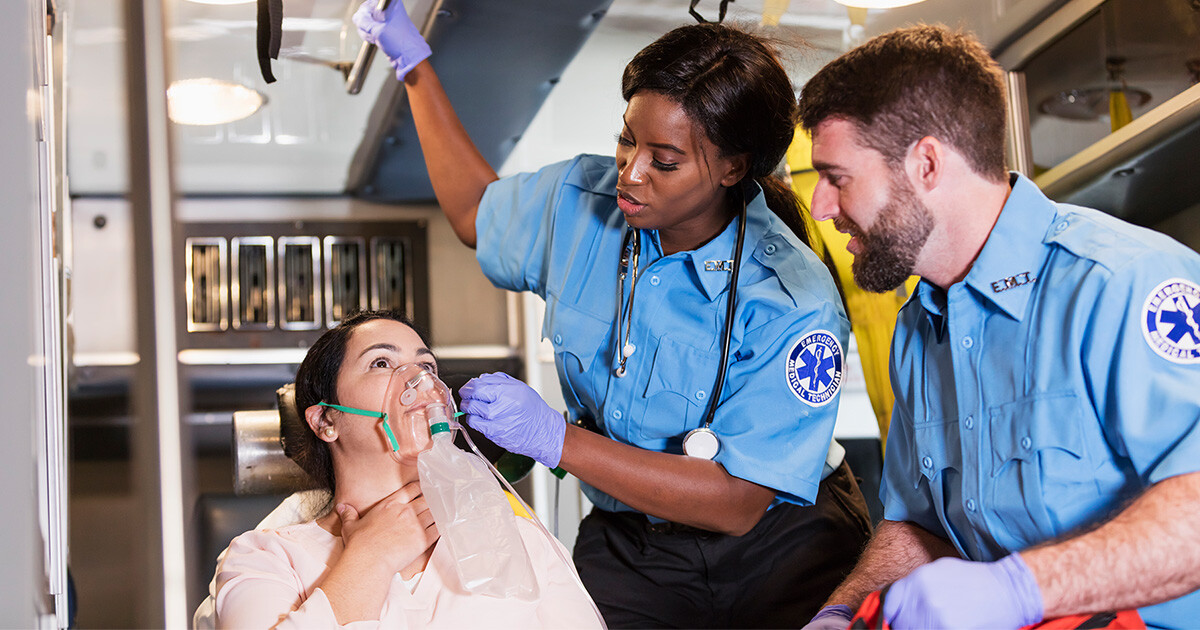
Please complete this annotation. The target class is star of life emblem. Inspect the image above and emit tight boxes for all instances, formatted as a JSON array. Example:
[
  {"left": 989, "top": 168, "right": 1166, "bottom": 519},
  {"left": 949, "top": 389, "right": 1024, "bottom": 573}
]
[
  {"left": 1141, "top": 278, "right": 1200, "bottom": 364},
  {"left": 785, "top": 330, "right": 844, "bottom": 406}
]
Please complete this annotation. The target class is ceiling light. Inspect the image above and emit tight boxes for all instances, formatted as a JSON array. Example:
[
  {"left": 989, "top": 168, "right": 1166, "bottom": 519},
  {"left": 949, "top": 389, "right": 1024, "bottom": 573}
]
[
  {"left": 167, "top": 79, "right": 266, "bottom": 126},
  {"left": 1038, "top": 87, "right": 1151, "bottom": 121},
  {"left": 834, "top": 0, "right": 929, "bottom": 8}
]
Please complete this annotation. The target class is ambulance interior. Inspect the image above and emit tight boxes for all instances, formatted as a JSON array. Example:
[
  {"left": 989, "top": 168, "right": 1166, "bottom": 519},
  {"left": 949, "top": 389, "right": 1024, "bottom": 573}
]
[{"left": 3, "top": 0, "right": 1198, "bottom": 625}]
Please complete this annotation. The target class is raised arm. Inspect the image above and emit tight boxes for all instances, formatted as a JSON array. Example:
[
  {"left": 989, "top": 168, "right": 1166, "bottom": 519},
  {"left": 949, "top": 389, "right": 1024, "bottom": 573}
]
[
  {"left": 354, "top": 2, "right": 497, "bottom": 247},
  {"left": 402, "top": 62, "right": 496, "bottom": 247}
]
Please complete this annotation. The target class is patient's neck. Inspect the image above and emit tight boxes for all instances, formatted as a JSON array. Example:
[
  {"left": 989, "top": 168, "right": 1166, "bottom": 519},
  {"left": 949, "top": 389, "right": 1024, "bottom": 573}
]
[
  {"left": 331, "top": 452, "right": 419, "bottom": 510},
  {"left": 319, "top": 460, "right": 434, "bottom": 577}
]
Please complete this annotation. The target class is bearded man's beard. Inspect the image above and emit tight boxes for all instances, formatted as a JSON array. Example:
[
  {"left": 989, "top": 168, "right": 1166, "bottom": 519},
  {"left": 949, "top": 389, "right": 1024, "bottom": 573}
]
[{"left": 844, "top": 176, "right": 934, "bottom": 293}]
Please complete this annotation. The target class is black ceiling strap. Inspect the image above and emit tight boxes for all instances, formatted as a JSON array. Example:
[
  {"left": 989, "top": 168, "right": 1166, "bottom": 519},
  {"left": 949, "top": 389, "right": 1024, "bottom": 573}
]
[
  {"left": 256, "top": 0, "right": 283, "bottom": 83},
  {"left": 688, "top": 0, "right": 733, "bottom": 24}
]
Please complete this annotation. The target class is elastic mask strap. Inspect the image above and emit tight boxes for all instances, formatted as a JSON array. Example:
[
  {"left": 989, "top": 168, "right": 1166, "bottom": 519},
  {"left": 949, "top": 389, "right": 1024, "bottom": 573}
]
[{"left": 317, "top": 402, "right": 400, "bottom": 452}]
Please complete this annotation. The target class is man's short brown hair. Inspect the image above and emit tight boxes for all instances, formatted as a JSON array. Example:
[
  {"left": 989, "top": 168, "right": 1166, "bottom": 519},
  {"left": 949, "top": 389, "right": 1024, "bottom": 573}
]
[{"left": 797, "top": 25, "right": 1009, "bottom": 183}]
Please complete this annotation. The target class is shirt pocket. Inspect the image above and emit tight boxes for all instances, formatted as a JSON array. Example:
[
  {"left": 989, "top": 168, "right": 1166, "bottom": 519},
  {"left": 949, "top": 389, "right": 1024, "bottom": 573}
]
[
  {"left": 543, "top": 298, "right": 612, "bottom": 415},
  {"left": 912, "top": 420, "right": 962, "bottom": 523},
  {"left": 639, "top": 335, "right": 718, "bottom": 440},
  {"left": 986, "top": 393, "right": 1099, "bottom": 550}
]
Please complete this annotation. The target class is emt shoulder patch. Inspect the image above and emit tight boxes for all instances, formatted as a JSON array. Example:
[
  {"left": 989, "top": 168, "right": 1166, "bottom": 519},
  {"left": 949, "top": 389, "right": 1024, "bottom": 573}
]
[
  {"left": 1141, "top": 278, "right": 1200, "bottom": 364},
  {"left": 785, "top": 330, "right": 844, "bottom": 407}
]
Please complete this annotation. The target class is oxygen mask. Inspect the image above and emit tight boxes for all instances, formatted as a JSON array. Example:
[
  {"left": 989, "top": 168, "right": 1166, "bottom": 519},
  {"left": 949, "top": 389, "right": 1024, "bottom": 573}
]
[
  {"left": 378, "top": 362, "right": 458, "bottom": 462},
  {"left": 318, "top": 362, "right": 459, "bottom": 464}
]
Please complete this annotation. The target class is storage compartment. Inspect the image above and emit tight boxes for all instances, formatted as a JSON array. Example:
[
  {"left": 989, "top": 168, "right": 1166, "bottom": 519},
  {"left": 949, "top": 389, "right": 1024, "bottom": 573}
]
[
  {"left": 324, "top": 237, "right": 367, "bottom": 328},
  {"left": 278, "top": 237, "right": 320, "bottom": 331},
  {"left": 186, "top": 238, "right": 228, "bottom": 332},
  {"left": 231, "top": 237, "right": 274, "bottom": 330}
]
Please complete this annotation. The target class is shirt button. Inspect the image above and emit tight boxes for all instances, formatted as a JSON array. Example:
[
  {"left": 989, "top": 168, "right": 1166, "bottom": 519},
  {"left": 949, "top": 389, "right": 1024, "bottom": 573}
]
[
  {"left": 695, "top": 390, "right": 706, "bottom": 401},
  {"left": 764, "top": 244, "right": 776, "bottom": 255},
  {"left": 961, "top": 336, "right": 974, "bottom": 349},
  {"left": 966, "top": 499, "right": 977, "bottom": 511},
  {"left": 649, "top": 275, "right": 661, "bottom": 286},
  {"left": 553, "top": 334, "right": 562, "bottom": 345},
  {"left": 612, "top": 409, "right": 623, "bottom": 420},
  {"left": 921, "top": 456, "right": 933, "bottom": 469},
  {"left": 1021, "top": 436, "right": 1032, "bottom": 449},
  {"left": 1055, "top": 220, "right": 1069, "bottom": 233},
  {"left": 964, "top": 415, "right": 974, "bottom": 429}
]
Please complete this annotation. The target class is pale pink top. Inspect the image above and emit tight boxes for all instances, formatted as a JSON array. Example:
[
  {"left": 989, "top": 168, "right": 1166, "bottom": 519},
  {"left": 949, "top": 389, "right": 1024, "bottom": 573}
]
[{"left": 213, "top": 518, "right": 602, "bottom": 629}]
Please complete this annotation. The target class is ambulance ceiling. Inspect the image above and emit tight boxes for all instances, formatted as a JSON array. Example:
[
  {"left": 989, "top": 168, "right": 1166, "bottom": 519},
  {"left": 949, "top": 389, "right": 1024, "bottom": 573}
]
[{"left": 64, "top": 0, "right": 1053, "bottom": 201}]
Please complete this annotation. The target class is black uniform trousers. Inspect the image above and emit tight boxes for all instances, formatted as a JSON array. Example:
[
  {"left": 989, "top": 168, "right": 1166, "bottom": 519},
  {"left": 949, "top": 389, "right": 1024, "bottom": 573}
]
[{"left": 572, "top": 461, "right": 872, "bottom": 629}]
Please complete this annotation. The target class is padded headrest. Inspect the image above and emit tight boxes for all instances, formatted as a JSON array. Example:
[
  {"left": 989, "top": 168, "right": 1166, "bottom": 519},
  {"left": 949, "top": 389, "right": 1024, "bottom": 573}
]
[
  {"left": 231, "top": 383, "right": 320, "bottom": 496},
  {"left": 276, "top": 383, "right": 301, "bottom": 435}
]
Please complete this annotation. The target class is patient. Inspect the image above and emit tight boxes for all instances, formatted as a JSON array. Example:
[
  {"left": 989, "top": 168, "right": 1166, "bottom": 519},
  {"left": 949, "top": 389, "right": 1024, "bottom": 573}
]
[{"left": 211, "top": 309, "right": 601, "bottom": 628}]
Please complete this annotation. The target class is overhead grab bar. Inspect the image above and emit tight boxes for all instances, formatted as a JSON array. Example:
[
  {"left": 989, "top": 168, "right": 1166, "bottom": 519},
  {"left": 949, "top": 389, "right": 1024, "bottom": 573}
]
[
  {"left": 345, "top": 0, "right": 444, "bottom": 95},
  {"left": 345, "top": 0, "right": 392, "bottom": 95},
  {"left": 344, "top": 0, "right": 389, "bottom": 94}
]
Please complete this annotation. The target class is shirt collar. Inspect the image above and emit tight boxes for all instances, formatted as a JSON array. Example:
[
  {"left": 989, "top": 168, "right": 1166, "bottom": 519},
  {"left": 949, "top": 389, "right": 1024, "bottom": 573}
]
[
  {"left": 959, "top": 173, "right": 1059, "bottom": 321},
  {"left": 680, "top": 183, "right": 768, "bottom": 302},
  {"left": 915, "top": 278, "right": 948, "bottom": 341}
]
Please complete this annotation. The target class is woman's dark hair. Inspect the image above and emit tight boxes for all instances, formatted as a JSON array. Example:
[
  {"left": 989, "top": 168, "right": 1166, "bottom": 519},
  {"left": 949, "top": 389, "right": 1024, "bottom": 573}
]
[
  {"left": 282, "top": 309, "right": 430, "bottom": 493},
  {"left": 622, "top": 23, "right": 809, "bottom": 245}
]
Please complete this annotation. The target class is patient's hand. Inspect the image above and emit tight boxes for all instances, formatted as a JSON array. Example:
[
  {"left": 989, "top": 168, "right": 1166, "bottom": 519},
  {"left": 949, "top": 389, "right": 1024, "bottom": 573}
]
[{"left": 338, "top": 480, "right": 440, "bottom": 575}]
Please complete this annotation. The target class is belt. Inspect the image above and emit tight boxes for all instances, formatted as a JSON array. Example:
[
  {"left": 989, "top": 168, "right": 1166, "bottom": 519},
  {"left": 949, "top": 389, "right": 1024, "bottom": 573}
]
[
  {"left": 640, "top": 515, "right": 718, "bottom": 537},
  {"left": 634, "top": 460, "right": 850, "bottom": 537}
]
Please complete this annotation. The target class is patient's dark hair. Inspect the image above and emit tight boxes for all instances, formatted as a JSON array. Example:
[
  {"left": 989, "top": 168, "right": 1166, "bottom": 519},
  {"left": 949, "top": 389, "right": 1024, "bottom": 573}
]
[
  {"left": 622, "top": 22, "right": 809, "bottom": 245},
  {"left": 283, "top": 309, "right": 430, "bottom": 493}
]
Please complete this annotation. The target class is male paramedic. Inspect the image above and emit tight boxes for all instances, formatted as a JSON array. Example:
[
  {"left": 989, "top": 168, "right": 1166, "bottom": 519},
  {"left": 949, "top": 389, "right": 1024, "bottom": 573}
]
[{"left": 796, "top": 25, "right": 1200, "bottom": 630}]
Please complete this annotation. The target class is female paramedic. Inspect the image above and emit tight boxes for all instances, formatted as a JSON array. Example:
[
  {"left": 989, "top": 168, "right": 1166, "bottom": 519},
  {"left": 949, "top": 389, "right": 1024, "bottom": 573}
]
[{"left": 356, "top": 6, "right": 872, "bottom": 628}]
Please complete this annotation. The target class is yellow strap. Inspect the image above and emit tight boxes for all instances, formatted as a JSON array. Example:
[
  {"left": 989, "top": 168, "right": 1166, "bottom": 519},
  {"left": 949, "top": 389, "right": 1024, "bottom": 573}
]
[
  {"left": 786, "top": 130, "right": 918, "bottom": 444},
  {"left": 504, "top": 490, "right": 534, "bottom": 519}
]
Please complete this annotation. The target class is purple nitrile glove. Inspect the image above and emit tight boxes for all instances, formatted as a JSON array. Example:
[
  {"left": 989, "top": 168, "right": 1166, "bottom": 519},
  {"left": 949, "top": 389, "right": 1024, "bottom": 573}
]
[
  {"left": 352, "top": 0, "right": 431, "bottom": 82},
  {"left": 800, "top": 604, "right": 854, "bottom": 630},
  {"left": 459, "top": 372, "right": 566, "bottom": 468},
  {"left": 883, "top": 554, "right": 1044, "bottom": 630}
]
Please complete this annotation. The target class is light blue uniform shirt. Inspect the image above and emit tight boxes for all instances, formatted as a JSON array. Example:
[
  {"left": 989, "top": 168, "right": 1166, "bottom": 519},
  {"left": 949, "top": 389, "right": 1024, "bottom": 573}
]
[
  {"left": 880, "top": 174, "right": 1200, "bottom": 629},
  {"left": 476, "top": 155, "right": 850, "bottom": 511}
]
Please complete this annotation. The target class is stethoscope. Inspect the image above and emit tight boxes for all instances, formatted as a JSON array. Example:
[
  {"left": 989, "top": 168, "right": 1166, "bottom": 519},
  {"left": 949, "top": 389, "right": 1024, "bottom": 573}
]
[{"left": 613, "top": 186, "right": 748, "bottom": 460}]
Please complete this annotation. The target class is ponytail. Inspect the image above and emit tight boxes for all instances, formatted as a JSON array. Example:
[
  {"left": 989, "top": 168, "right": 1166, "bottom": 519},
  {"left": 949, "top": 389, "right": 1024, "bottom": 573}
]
[{"left": 756, "top": 174, "right": 810, "bottom": 248}]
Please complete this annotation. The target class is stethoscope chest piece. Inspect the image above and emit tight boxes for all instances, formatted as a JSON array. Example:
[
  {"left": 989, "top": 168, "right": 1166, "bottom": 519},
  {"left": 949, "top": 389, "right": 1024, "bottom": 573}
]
[{"left": 682, "top": 427, "right": 720, "bottom": 460}]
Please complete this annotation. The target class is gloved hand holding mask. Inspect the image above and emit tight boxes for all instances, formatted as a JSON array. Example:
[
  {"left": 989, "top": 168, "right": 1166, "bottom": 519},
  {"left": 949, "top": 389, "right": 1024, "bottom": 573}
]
[
  {"left": 378, "top": 363, "right": 455, "bottom": 464},
  {"left": 459, "top": 372, "right": 566, "bottom": 469},
  {"left": 352, "top": 0, "right": 431, "bottom": 81}
]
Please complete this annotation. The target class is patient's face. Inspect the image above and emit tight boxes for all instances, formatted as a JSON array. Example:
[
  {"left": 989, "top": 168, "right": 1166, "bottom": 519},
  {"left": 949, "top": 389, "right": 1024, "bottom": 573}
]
[{"left": 334, "top": 319, "right": 438, "bottom": 463}]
